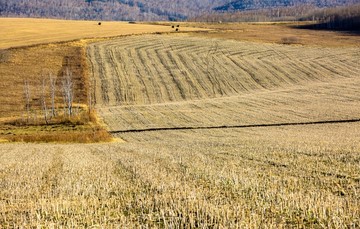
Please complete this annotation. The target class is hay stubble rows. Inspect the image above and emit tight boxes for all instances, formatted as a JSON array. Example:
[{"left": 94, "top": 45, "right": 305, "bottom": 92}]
[
  {"left": 87, "top": 34, "right": 360, "bottom": 132},
  {"left": 1, "top": 123, "right": 359, "bottom": 227}
]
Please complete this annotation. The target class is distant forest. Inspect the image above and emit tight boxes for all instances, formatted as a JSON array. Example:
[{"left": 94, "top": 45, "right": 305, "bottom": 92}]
[
  {"left": 0, "top": 0, "right": 359, "bottom": 24},
  {"left": 0, "top": 0, "right": 227, "bottom": 21},
  {"left": 193, "top": 4, "right": 360, "bottom": 30}
]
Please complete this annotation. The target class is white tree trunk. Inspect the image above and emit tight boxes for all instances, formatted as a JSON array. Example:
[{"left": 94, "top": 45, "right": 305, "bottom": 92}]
[{"left": 62, "top": 67, "right": 73, "bottom": 116}]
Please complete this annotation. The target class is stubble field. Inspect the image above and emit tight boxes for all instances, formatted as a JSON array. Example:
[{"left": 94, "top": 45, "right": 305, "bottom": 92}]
[
  {"left": 0, "top": 18, "right": 202, "bottom": 49},
  {"left": 1, "top": 19, "right": 360, "bottom": 227},
  {"left": 88, "top": 34, "right": 360, "bottom": 132},
  {"left": 1, "top": 123, "right": 359, "bottom": 227}
]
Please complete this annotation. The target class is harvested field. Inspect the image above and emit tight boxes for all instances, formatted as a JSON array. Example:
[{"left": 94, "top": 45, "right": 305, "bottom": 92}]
[
  {"left": 0, "top": 123, "right": 359, "bottom": 227},
  {"left": 183, "top": 22, "right": 360, "bottom": 48},
  {"left": 0, "top": 18, "right": 202, "bottom": 49},
  {"left": 87, "top": 34, "right": 360, "bottom": 132}
]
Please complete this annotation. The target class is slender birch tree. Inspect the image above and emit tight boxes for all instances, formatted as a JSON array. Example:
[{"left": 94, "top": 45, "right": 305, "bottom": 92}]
[
  {"left": 23, "top": 80, "right": 31, "bottom": 123},
  {"left": 49, "top": 72, "right": 57, "bottom": 118},
  {"left": 62, "top": 67, "right": 74, "bottom": 116},
  {"left": 40, "top": 76, "right": 49, "bottom": 124}
]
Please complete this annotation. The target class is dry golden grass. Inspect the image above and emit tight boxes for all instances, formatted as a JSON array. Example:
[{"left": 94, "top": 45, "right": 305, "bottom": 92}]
[
  {"left": 0, "top": 123, "right": 359, "bottom": 227},
  {"left": 0, "top": 41, "right": 86, "bottom": 118},
  {"left": 182, "top": 22, "right": 360, "bottom": 47},
  {"left": 0, "top": 18, "right": 203, "bottom": 49},
  {"left": 0, "top": 39, "right": 109, "bottom": 142},
  {"left": 0, "top": 111, "right": 112, "bottom": 143},
  {"left": 88, "top": 34, "right": 360, "bottom": 132}
]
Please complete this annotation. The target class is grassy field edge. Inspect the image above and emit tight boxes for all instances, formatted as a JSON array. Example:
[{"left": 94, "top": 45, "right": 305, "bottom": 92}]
[{"left": 0, "top": 38, "right": 113, "bottom": 143}]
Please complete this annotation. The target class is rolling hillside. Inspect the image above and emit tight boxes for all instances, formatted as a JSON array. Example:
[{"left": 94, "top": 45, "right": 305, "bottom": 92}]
[
  {"left": 87, "top": 34, "right": 360, "bottom": 132},
  {"left": 0, "top": 0, "right": 357, "bottom": 21},
  {"left": 214, "top": 0, "right": 360, "bottom": 11}
]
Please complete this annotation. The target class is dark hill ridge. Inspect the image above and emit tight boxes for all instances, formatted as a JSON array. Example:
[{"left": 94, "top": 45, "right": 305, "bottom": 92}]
[
  {"left": 214, "top": 0, "right": 359, "bottom": 11},
  {"left": 0, "top": 0, "right": 357, "bottom": 21}
]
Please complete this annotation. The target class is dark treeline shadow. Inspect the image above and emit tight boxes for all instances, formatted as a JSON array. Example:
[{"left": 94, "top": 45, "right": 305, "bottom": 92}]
[
  {"left": 294, "top": 4, "right": 360, "bottom": 34},
  {"left": 295, "top": 16, "right": 360, "bottom": 34}
]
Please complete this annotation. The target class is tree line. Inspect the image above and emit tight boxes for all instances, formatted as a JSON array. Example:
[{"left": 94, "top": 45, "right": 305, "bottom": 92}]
[
  {"left": 2, "top": 0, "right": 357, "bottom": 21},
  {"left": 191, "top": 3, "right": 360, "bottom": 31},
  {"left": 0, "top": 0, "right": 227, "bottom": 21},
  {"left": 299, "top": 4, "right": 360, "bottom": 30}
]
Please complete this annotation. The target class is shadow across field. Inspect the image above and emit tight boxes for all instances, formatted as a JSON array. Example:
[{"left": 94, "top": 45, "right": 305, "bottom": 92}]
[
  {"left": 109, "top": 118, "right": 360, "bottom": 134},
  {"left": 294, "top": 20, "right": 360, "bottom": 35}
]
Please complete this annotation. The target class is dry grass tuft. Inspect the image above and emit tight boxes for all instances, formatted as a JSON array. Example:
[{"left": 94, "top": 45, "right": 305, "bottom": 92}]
[
  {"left": 280, "top": 36, "right": 300, "bottom": 44},
  {"left": 0, "top": 49, "right": 9, "bottom": 63},
  {"left": 0, "top": 110, "right": 112, "bottom": 143},
  {"left": 4, "top": 128, "right": 111, "bottom": 143}
]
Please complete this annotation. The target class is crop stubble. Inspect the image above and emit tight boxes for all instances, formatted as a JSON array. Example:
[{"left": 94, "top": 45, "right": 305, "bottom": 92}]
[
  {"left": 0, "top": 123, "right": 359, "bottom": 227},
  {"left": 87, "top": 34, "right": 360, "bottom": 131},
  {"left": 1, "top": 31, "right": 360, "bottom": 227}
]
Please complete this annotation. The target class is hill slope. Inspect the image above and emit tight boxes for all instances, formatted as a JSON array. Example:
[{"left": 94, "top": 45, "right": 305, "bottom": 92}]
[
  {"left": 214, "top": 0, "right": 359, "bottom": 11},
  {"left": 0, "top": 0, "right": 357, "bottom": 21},
  {"left": 0, "top": 0, "right": 227, "bottom": 21}
]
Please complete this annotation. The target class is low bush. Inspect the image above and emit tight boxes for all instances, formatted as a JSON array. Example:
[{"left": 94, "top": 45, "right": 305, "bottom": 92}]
[
  {"left": 0, "top": 49, "right": 9, "bottom": 63},
  {"left": 280, "top": 36, "right": 300, "bottom": 45}
]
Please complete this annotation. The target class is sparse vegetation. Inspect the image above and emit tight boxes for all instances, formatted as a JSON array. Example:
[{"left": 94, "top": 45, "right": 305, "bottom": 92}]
[
  {"left": 0, "top": 49, "right": 9, "bottom": 63},
  {"left": 0, "top": 40, "right": 101, "bottom": 142},
  {"left": 280, "top": 36, "right": 300, "bottom": 44}
]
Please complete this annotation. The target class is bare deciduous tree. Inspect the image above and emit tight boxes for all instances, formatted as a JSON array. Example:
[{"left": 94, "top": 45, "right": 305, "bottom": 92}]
[
  {"left": 49, "top": 72, "right": 57, "bottom": 118},
  {"left": 40, "top": 76, "right": 49, "bottom": 124},
  {"left": 23, "top": 80, "right": 31, "bottom": 123},
  {"left": 62, "top": 67, "right": 74, "bottom": 116},
  {"left": 88, "top": 77, "right": 95, "bottom": 113}
]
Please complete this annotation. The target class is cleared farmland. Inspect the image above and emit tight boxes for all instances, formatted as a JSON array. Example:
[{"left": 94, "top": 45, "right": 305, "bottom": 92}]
[
  {"left": 0, "top": 123, "right": 359, "bottom": 227},
  {"left": 87, "top": 34, "right": 360, "bottom": 132},
  {"left": 0, "top": 18, "right": 203, "bottom": 49}
]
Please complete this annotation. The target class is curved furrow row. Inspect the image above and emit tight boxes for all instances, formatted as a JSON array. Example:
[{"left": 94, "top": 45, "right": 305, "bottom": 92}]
[
  {"left": 110, "top": 47, "right": 134, "bottom": 105},
  {"left": 88, "top": 34, "right": 360, "bottom": 131},
  {"left": 166, "top": 52, "right": 203, "bottom": 100},
  {"left": 127, "top": 48, "right": 153, "bottom": 104},
  {"left": 97, "top": 77, "right": 360, "bottom": 132},
  {"left": 143, "top": 47, "right": 176, "bottom": 102},
  {"left": 136, "top": 48, "right": 164, "bottom": 104},
  {"left": 108, "top": 47, "right": 125, "bottom": 104},
  {"left": 89, "top": 45, "right": 111, "bottom": 105},
  {"left": 154, "top": 48, "right": 187, "bottom": 101}
]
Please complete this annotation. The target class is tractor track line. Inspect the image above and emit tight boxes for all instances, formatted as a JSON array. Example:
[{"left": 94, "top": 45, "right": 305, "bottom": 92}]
[{"left": 109, "top": 118, "right": 360, "bottom": 134}]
